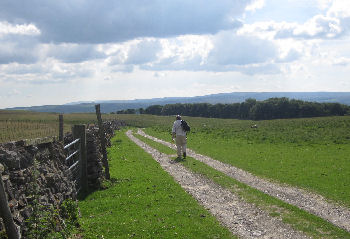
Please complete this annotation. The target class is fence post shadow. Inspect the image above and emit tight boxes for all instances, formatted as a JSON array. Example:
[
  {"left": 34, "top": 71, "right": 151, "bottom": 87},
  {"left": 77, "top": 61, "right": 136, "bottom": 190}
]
[
  {"left": 59, "top": 114, "right": 64, "bottom": 142},
  {"left": 72, "top": 125, "right": 88, "bottom": 194},
  {"left": 95, "top": 104, "right": 111, "bottom": 180},
  {"left": 0, "top": 164, "right": 20, "bottom": 239}
]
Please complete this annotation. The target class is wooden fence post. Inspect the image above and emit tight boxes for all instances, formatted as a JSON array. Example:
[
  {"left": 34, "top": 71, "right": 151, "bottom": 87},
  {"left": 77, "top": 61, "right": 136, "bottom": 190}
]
[
  {"left": 59, "top": 114, "right": 64, "bottom": 142},
  {"left": 95, "top": 104, "right": 110, "bottom": 180},
  {"left": 0, "top": 164, "right": 20, "bottom": 239},
  {"left": 72, "top": 125, "right": 88, "bottom": 193}
]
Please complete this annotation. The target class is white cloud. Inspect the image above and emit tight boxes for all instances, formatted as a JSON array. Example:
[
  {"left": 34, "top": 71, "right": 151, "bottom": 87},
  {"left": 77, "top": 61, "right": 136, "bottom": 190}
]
[
  {"left": 242, "top": 0, "right": 350, "bottom": 40},
  {"left": 0, "top": 35, "right": 40, "bottom": 64},
  {"left": 1, "top": 63, "right": 46, "bottom": 75},
  {"left": 277, "top": 15, "right": 343, "bottom": 39},
  {"left": 125, "top": 39, "right": 162, "bottom": 65},
  {"left": 154, "top": 72, "right": 166, "bottom": 78},
  {"left": 277, "top": 48, "right": 301, "bottom": 63},
  {"left": 6, "top": 89, "right": 20, "bottom": 97},
  {"left": 0, "top": 21, "right": 40, "bottom": 36},
  {"left": 241, "top": 16, "right": 343, "bottom": 40},
  {"left": 45, "top": 43, "right": 106, "bottom": 63},
  {"left": 105, "top": 31, "right": 283, "bottom": 75},
  {"left": 0, "top": 0, "right": 250, "bottom": 44},
  {"left": 208, "top": 30, "right": 277, "bottom": 66},
  {"left": 327, "top": 0, "right": 350, "bottom": 18},
  {"left": 110, "top": 64, "right": 134, "bottom": 73},
  {"left": 0, "top": 37, "right": 105, "bottom": 65},
  {"left": 316, "top": 0, "right": 332, "bottom": 10},
  {"left": 107, "top": 39, "right": 162, "bottom": 66},
  {"left": 1, "top": 59, "right": 94, "bottom": 84},
  {"left": 245, "top": 0, "right": 265, "bottom": 12},
  {"left": 332, "top": 57, "right": 350, "bottom": 66}
]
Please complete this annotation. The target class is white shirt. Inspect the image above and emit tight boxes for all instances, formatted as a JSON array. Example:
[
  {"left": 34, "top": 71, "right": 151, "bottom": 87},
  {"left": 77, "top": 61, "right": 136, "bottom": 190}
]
[{"left": 172, "top": 120, "right": 186, "bottom": 136}]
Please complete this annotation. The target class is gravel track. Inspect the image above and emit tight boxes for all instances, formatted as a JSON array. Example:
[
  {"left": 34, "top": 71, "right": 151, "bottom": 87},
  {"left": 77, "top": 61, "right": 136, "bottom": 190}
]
[
  {"left": 127, "top": 130, "right": 310, "bottom": 239},
  {"left": 137, "top": 129, "right": 350, "bottom": 233}
]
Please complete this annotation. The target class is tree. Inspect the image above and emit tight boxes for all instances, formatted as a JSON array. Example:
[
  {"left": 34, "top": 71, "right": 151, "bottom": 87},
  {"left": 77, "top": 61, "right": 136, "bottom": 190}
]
[
  {"left": 145, "top": 105, "right": 163, "bottom": 115},
  {"left": 138, "top": 108, "right": 145, "bottom": 114},
  {"left": 142, "top": 98, "right": 350, "bottom": 120},
  {"left": 240, "top": 98, "right": 256, "bottom": 119}
]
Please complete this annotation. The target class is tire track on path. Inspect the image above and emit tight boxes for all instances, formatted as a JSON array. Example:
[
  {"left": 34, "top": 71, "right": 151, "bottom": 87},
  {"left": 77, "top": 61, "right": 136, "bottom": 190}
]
[
  {"left": 137, "top": 129, "right": 350, "bottom": 233},
  {"left": 127, "top": 130, "right": 310, "bottom": 239}
]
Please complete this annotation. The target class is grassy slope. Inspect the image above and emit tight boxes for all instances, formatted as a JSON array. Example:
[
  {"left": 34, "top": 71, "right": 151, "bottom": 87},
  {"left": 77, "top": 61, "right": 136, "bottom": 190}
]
[
  {"left": 183, "top": 135, "right": 350, "bottom": 207},
  {"left": 115, "top": 114, "right": 350, "bottom": 208},
  {"left": 78, "top": 129, "right": 236, "bottom": 239},
  {"left": 134, "top": 132, "right": 350, "bottom": 238}
]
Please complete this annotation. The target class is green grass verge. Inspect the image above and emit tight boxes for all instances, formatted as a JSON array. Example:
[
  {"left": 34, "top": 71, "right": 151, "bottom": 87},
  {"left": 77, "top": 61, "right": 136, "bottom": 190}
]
[
  {"left": 134, "top": 131, "right": 350, "bottom": 239},
  {"left": 78, "top": 129, "right": 236, "bottom": 239},
  {"left": 132, "top": 130, "right": 177, "bottom": 155}
]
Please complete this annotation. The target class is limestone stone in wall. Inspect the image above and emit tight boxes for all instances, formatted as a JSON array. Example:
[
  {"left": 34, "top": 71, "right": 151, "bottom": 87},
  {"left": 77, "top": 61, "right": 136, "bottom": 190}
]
[
  {"left": 0, "top": 119, "right": 124, "bottom": 236},
  {"left": 86, "top": 126, "right": 104, "bottom": 189},
  {"left": 0, "top": 141, "right": 76, "bottom": 237}
]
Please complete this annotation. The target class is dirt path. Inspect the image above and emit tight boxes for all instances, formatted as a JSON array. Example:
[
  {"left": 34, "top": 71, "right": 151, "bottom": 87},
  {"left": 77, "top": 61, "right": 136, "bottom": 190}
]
[
  {"left": 137, "top": 129, "right": 350, "bottom": 233},
  {"left": 127, "top": 130, "right": 310, "bottom": 239}
]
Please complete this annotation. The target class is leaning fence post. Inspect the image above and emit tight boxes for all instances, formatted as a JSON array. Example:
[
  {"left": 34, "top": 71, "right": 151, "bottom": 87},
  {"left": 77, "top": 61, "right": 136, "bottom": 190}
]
[
  {"left": 59, "top": 114, "right": 64, "bottom": 142},
  {"left": 72, "top": 125, "right": 88, "bottom": 193},
  {"left": 95, "top": 104, "right": 110, "bottom": 180},
  {"left": 0, "top": 164, "right": 20, "bottom": 239}
]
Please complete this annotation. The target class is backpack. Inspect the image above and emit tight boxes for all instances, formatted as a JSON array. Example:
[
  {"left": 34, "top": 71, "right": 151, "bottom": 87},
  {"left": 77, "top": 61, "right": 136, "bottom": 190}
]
[{"left": 181, "top": 120, "right": 190, "bottom": 132}]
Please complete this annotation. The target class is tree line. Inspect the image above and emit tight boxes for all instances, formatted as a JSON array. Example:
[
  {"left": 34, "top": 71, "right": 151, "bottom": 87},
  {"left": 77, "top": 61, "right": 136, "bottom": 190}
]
[{"left": 115, "top": 97, "right": 350, "bottom": 120}]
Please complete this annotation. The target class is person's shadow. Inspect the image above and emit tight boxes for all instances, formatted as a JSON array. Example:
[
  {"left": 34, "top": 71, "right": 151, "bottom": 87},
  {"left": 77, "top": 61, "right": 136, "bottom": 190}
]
[{"left": 174, "top": 157, "right": 184, "bottom": 162}]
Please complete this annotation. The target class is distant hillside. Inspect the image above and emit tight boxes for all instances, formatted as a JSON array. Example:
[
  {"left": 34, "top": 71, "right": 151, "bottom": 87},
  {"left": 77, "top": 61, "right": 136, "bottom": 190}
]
[
  {"left": 5, "top": 92, "right": 350, "bottom": 113},
  {"left": 6, "top": 103, "right": 150, "bottom": 114}
]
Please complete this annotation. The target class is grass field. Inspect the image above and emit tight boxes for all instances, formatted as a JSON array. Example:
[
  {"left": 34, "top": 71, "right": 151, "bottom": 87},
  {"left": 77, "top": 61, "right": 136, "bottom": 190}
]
[
  {"left": 78, "top": 129, "right": 236, "bottom": 238},
  {"left": 133, "top": 131, "right": 350, "bottom": 238},
  {"left": 115, "top": 114, "right": 350, "bottom": 208}
]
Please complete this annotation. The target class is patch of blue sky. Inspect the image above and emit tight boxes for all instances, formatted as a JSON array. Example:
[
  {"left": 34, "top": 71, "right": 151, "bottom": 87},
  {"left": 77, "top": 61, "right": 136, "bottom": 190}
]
[{"left": 244, "top": 0, "right": 328, "bottom": 24}]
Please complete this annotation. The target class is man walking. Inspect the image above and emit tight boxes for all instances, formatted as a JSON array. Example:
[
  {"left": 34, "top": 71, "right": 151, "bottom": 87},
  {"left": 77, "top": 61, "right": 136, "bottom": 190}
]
[{"left": 172, "top": 115, "right": 187, "bottom": 159}]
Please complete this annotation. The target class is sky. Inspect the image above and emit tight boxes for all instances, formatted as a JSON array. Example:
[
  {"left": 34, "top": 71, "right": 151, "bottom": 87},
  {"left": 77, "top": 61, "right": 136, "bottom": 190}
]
[{"left": 1, "top": 0, "right": 350, "bottom": 108}]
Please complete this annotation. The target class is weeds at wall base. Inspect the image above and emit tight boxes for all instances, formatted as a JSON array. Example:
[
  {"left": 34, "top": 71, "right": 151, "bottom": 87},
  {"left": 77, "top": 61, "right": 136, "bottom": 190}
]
[
  {"left": 25, "top": 199, "right": 79, "bottom": 239},
  {"left": 0, "top": 230, "right": 7, "bottom": 239},
  {"left": 24, "top": 160, "right": 80, "bottom": 239}
]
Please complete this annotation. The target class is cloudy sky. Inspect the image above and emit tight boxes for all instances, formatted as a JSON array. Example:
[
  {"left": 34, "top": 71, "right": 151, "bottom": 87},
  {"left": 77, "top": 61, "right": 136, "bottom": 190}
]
[{"left": 1, "top": 0, "right": 350, "bottom": 108}]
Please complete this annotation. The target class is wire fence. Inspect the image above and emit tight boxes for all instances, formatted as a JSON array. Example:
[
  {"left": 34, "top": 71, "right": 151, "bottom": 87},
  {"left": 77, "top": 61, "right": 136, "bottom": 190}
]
[{"left": 64, "top": 138, "right": 82, "bottom": 192}]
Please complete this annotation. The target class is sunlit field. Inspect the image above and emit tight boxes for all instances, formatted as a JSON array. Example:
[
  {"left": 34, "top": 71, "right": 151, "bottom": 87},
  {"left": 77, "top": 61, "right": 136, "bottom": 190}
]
[
  {"left": 117, "top": 114, "right": 350, "bottom": 208},
  {"left": 2, "top": 110, "right": 349, "bottom": 208}
]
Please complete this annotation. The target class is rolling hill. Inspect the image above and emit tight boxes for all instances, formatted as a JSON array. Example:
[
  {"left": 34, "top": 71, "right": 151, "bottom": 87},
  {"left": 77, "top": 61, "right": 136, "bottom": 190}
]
[{"left": 5, "top": 92, "right": 350, "bottom": 113}]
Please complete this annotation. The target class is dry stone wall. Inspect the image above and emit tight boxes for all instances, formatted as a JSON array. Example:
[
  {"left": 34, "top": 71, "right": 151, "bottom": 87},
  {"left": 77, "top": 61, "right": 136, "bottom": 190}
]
[
  {"left": 0, "top": 140, "right": 76, "bottom": 237},
  {"left": 0, "top": 119, "right": 124, "bottom": 237}
]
